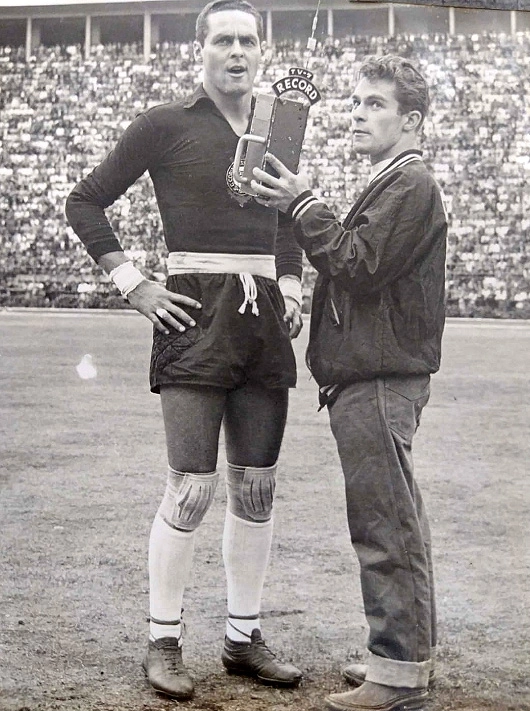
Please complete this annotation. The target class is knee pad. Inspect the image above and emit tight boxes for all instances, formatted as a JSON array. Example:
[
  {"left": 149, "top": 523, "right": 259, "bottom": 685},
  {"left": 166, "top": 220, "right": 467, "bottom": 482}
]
[
  {"left": 158, "top": 467, "right": 219, "bottom": 532},
  {"left": 226, "top": 462, "right": 277, "bottom": 523}
]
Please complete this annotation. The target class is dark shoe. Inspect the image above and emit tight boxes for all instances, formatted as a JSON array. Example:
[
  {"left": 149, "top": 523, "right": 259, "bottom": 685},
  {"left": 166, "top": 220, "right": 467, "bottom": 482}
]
[
  {"left": 343, "top": 663, "right": 436, "bottom": 688},
  {"left": 142, "top": 637, "right": 194, "bottom": 700},
  {"left": 221, "top": 628, "right": 302, "bottom": 687},
  {"left": 325, "top": 682, "right": 428, "bottom": 711}
]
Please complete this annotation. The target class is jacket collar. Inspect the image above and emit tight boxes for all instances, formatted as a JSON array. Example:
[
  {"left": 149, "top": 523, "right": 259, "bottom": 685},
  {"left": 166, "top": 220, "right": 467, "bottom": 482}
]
[
  {"left": 368, "top": 149, "right": 423, "bottom": 185},
  {"left": 342, "top": 150, "right": 424, "bottom": 229}
]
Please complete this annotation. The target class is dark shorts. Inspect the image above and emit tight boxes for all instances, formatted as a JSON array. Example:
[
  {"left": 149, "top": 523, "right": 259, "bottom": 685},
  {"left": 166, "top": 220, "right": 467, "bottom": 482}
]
[{"left": 149, "top": 273, "right": 297, "bottom": 393}]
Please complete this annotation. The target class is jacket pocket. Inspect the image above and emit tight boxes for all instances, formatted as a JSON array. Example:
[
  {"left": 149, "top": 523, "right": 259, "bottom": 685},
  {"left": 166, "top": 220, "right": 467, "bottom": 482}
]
[
  {"left": 328, "top": 296, "right": 341, "bottom": 326},
  {"left": 324, "top": 279, "right": 343, "bottom": 328}
]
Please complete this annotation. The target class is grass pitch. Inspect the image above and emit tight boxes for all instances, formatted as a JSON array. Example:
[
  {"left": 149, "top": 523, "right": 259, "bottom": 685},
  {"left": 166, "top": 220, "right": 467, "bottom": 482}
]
[{"left": 1, "top": 311, "right": 529, "bottom": 711}]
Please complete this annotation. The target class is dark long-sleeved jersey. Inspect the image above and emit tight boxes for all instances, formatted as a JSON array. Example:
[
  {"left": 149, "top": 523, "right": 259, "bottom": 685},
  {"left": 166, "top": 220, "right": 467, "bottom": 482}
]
[{"left": 65, "top": 85, "right": 302, "bottom": 280}]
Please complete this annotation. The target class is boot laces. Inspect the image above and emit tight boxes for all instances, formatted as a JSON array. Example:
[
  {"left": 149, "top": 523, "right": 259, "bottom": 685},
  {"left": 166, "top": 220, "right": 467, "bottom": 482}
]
[
  {"left": 253, "top": 634, "right": 278, "bottom": 660},
  {"left": 158, "top": 642, "right": 184, "bottom": 672}
]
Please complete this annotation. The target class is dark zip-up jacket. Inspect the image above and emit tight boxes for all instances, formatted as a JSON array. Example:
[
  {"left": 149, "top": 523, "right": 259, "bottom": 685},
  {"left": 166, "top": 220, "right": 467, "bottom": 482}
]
[{"left": 287, "top": 150, "right": 447, "bottom": 389}]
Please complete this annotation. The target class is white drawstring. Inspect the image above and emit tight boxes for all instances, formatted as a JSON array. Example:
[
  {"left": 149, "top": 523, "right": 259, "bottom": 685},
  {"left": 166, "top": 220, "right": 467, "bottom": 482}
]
[{"left": 238, "top": 272, "right": 259, "bottom": 316}]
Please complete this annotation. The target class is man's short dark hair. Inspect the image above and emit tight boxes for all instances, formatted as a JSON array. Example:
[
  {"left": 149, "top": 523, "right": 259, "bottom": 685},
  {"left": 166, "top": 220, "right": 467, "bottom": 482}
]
[
  {"left": 357, "top": 55, "right": 430, "bottom": 128},
  {"left": 195, "top": 1, "right": 264, "bottom": 46}
]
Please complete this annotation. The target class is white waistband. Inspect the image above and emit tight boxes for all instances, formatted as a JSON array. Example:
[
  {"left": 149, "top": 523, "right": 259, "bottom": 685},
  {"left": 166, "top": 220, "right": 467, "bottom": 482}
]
[{"left": 167, "top": 252, "right": 276, "bottom": 280}]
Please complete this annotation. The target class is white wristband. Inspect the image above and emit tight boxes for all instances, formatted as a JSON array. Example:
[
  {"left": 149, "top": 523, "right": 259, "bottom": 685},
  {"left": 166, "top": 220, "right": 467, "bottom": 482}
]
[
  {"left": 108, "top": 261, "right": 146, "bottom": 297},
  {"left": 278, "top": 275, "right": 302, "bottom": 308}
]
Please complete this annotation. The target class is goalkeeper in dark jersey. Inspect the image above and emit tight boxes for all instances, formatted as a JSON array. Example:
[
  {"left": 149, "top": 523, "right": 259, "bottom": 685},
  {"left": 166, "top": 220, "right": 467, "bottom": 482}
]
[{"left": 66, "top": 0, "right": 303, "bottom": 700}]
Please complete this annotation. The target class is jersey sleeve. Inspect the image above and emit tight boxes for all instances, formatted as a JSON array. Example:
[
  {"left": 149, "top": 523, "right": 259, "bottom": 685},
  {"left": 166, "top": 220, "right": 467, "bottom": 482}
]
[
  {"left": 274, "top": 209, "right": 303, "bottom": 280},
  {"left": 65, "top": 113, "right": 158, "bottom": 261},
  {"left": 288, "top": 172, "right": 446, "bottom": 297}
]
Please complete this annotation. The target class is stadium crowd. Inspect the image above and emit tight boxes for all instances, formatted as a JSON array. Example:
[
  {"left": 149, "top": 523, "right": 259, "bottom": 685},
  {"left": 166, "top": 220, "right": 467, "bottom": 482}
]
[{"left": 1, "top": 30, "right": 529, "bottom": 316}]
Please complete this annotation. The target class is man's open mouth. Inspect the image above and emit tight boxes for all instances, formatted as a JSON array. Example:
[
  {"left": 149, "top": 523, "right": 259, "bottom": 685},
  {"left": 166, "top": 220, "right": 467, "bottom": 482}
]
[{"left": 228, "top": 66, "right": 246, "bottom": 76}]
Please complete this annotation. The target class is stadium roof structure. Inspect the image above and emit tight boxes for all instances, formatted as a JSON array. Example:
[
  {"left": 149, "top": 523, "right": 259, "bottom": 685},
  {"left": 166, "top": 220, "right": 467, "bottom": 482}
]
[
  {"left": 0, "top": 1, "right": 421, "bottom": 22},
  {"left": 351, "top": 0, "right": 530, "bottom": 10},
  {"left": 1, "top": 0, "right": 528, "bottom": 7},
  {"left": 1, "top": 0, "right": 528, "bottom": 58},
  {"left": 1, "top": 0, "right": 528, "bottom": 14},
  {"left": 1, "top": 0, "right": 350, "bottom": 7},
  {"left": 0, "top": 0, "right": 380, "bottom": 17},
  {"left": 2, "top": 0, "right": 182, "bottom": 4}
]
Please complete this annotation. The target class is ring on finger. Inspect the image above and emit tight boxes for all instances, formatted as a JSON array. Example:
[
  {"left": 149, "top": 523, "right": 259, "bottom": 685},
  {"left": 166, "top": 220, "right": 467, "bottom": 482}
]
[{"left": 155, "top": 307, "right": 169, "bottom": 319}]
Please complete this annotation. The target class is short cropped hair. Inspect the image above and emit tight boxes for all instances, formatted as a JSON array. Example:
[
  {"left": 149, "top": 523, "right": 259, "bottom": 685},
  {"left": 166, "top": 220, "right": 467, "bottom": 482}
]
[
  {"left": 357, "top": 55, "right": 430, "bottom": 128},
  {"left": 195, "top": 0, "right": 264, "bottom": 46}
]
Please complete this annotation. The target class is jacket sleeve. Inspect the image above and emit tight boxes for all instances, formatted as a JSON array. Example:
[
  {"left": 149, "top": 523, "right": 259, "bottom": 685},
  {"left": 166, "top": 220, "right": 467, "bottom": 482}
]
[
  {"left": 65, "top": 113, "right": 158, "bottom": 262},
  {"left": 288, "top": 173, "right": 445, "bottom": 298},
  {"left": 274, "top": 209, "right": 303, "bottom": 280}
]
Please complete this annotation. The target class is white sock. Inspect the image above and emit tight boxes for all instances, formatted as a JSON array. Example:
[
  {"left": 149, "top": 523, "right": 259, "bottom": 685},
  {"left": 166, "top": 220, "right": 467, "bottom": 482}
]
[
  {"left": 222, "top": 509, "right": 273, "bottom": 643},
  {"left": 148, "top": 512, "right": 195, "bottom": 644},
  {"left": 226, "top": 615, "right": 260, "bottom": 642}
]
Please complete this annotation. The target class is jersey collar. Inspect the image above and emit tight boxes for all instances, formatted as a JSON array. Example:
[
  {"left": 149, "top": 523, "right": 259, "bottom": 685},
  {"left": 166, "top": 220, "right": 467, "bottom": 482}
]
[
  {"left": 183, "top": 84, "right": 214, "bottom": 109},
  {"left": 184, "top": 84, "right": 257, "bottom": 113}
]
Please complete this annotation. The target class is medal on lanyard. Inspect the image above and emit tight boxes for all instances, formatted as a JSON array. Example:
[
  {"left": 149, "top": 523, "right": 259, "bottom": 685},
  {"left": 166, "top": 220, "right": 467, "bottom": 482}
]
[{"left": 232, "top": 2, "right": 322, "bottom": 197}]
